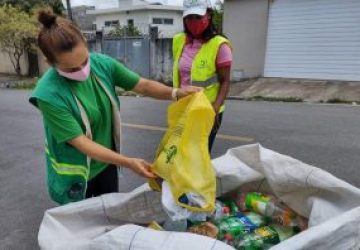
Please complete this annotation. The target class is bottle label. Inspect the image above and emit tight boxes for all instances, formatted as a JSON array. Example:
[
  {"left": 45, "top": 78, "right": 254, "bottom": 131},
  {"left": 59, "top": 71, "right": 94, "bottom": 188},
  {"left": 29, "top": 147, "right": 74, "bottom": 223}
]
[
  {"left": 254, "top": 226, "right": 280, "bottom": 244},
  {"left": 236, "top": 213, "right": 258, "bottom": 233},
  {"left": 245, "top": 212, "right": 266, "bottom": 227},
  {"left": 245, "top": 193, "right": 270, "bottom": 215},
  {"left": 218, "top": 217, "right": 245, "bottom": 239}
]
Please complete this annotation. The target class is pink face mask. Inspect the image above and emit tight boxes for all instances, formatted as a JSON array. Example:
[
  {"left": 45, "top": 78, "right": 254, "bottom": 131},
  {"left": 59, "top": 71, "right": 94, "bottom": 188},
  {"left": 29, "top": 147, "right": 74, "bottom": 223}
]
[{"left": 57, "top": 58, "right": 90, "bottom": 82}]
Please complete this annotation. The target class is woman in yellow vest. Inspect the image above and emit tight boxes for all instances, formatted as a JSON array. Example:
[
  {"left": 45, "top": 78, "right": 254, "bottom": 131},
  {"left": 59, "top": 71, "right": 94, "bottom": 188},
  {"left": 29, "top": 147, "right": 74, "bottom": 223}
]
[{"left": 173, "top": 0, "right": 232, "bottom": 152}]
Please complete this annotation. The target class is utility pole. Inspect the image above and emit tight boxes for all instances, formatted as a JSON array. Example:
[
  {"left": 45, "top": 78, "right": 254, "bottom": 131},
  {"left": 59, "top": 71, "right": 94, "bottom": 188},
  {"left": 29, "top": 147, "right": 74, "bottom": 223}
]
[{"left": 65, "top": 0, "right": 73, "bottom": 21}]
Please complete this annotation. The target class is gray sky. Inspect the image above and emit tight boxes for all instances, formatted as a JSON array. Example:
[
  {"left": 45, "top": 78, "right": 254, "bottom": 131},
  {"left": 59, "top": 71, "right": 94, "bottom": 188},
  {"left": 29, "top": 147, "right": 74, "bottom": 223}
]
[
  {"left": 62, "top": 0, "right": 221, "bottom": 9},
  {"left": 63, "top": 0, "right": 181, "bottom": 8}
]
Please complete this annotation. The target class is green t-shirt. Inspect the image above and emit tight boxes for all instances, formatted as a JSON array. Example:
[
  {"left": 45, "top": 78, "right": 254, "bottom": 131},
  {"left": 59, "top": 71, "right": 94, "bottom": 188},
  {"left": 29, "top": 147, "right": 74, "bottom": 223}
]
[{"left": 37, "top": 55, "right": 140, "bottom": 180}]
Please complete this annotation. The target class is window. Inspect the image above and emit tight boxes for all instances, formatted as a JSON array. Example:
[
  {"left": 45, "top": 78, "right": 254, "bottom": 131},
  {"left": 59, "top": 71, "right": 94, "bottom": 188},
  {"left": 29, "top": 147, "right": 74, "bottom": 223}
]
[
  {"left": 164, "top": 18, "right": 174, "bottom": 25},
  {"left": 78, "top": 11, "right": 86, "bottom": 17},
  {"left": 152, "top": 18, "right": 163, "bottom": 24},
  {"left": 152, "top": 18, "right": 174, "bottom": 25},
  {"left": 104, "top": 20, "right": 119, "bottom": 27},
  {"left": 128, "top": 19, "right": 134, "bottom": 26}
]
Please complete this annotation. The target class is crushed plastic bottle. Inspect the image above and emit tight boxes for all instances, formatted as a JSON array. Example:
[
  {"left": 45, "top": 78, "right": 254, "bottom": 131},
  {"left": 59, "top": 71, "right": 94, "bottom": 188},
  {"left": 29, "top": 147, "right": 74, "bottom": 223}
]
[
  {"left": 236, "top": 192, "right": 308, "bottom": 230},
  {"left": 224, "top": 200, "right": 240, "bottom": 215},
  {"left": 243, "top": 212, "right": 266, "bottom": 227},
  {"left": 223, "top": 234, "right": 237, "bottom": 247},
  {"left": 216, "top": 215, "right": 258, "bottom": 241},
  {"left": 236, "top": 225, "right": 300, "bottom": 250},
  {"left": 210, "top": 200, "right": 231, "bottom": 221}
]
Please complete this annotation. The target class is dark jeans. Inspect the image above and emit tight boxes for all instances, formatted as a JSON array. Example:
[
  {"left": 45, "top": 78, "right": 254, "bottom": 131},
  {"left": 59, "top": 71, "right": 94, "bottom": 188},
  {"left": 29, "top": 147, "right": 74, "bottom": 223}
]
[
  {"left": 208, "top": 112, "right": 223, "bottom": 153},
  {"left": 86, "top": 165, "right": 119, "bottom": 198}
]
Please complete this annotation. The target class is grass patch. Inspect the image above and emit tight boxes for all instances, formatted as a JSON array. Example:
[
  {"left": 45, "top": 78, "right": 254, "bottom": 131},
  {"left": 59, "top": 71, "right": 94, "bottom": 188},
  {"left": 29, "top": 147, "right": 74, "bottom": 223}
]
[
  {"left": 247, "top": 96, "right": 303, "bottom": 103},
  {"left": 326, "top": 98, "right": 354, "bottom": 104},
  {"left": 10, "top": 77, "right": 38, "bottom": 89}
]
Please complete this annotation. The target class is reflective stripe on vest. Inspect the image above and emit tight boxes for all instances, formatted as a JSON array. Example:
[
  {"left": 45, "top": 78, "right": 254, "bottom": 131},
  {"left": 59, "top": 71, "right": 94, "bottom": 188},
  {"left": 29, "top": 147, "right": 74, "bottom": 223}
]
[
  {"left": 45, "top": 147, "right": 88, "bottom": 180},
  {"left": 192, "top": 75, "right": 219, "bottom": 87},
  {"left": 73, "top": 95, "right": 92, "bottom": 169}
]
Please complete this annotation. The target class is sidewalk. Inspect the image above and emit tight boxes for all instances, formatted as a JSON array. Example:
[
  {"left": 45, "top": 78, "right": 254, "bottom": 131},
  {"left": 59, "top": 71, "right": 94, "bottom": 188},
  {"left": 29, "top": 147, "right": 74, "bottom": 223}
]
[
  {"left": 0, "top": 73, "right": 36, "bottom": 88},
  {"left": 229, "top": 78, "right": 360, "bottom": 103},
  {"left": 2, "top": 73, "right": 360, "bottom": 104}
]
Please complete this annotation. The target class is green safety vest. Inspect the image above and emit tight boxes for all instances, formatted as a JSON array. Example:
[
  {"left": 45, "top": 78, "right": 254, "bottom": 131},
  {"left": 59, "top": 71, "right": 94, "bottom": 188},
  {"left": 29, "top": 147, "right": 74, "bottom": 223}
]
[
  {"left": 172, "top": 32, "right": 231, "bottom": 112},
  {"left": 30, "top": 53, "right": 122, "bottom": 205}
]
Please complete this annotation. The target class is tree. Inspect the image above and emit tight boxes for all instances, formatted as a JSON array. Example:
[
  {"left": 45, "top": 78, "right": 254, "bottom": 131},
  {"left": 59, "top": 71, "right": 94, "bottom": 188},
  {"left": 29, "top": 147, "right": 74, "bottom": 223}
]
[
  {"left": 212, "top": 1, "right": 224, "bottom": 33},
  {"left": 0, "top": 0, "right": 64, "bottom": 15},
  {"left": 0, "top": 5, "right": 38, "bottom": 75},
  {"left": 107, "top": 25, "right": 143, "bottom": 38},
  {"left": 0, "top": 1, "right": 64, "bottom": 76}
]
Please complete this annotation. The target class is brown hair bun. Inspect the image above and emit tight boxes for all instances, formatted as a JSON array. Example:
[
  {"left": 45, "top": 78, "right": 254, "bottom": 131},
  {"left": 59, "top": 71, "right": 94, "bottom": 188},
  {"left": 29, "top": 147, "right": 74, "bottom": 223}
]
[
  {"left": 37, "top": 8, "right": 86, "bottom": 64},
  {"left": 37, "top": 9, "right": 57, "bottom": 29}
]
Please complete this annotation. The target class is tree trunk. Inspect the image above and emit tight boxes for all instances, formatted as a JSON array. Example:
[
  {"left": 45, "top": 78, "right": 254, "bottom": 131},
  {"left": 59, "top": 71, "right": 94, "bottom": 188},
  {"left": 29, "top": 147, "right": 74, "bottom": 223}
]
[
  {"left": 27, "top": 50, "right": 39, "bottom": 77},
  {"left": 66, "top": 0, "right": 73, "bottom": 21},
  {"left": 15, "top": 60, "right": 21, "bottom": 75},
  {"left": 14, "top": 53, "right": 22, "bottom": 76}
]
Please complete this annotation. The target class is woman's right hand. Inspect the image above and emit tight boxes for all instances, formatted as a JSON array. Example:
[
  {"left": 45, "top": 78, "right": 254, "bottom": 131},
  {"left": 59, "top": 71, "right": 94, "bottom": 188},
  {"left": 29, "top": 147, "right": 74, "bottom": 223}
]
[
  {"left": 177, "top": 86, "right": 203, "bottom": 99},
  {"left": 126, "top": 158, "right": 157, "bottom": 179},
  {"left": 68, "top": 135, "right": 157, "bottom": 179}
]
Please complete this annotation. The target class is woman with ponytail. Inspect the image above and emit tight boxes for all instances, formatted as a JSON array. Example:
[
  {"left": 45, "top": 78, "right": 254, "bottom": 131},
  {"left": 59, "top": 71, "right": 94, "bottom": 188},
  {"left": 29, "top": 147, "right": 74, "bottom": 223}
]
[{"left": 30, "top": 9, "right": 200, "bottom": 205}]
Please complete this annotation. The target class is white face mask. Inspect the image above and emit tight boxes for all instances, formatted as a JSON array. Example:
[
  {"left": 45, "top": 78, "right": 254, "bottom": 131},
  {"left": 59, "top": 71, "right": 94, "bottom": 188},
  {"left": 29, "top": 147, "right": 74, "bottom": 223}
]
[{"left": 56, "top": 58, "right": 90, "bottom": 81}]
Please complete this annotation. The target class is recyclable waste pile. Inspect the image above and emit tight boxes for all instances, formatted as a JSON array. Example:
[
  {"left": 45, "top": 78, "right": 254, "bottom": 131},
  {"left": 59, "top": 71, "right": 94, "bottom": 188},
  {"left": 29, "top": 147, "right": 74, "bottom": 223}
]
[{"left": 149, "top": 192, "right": 308, "bottom": 250}]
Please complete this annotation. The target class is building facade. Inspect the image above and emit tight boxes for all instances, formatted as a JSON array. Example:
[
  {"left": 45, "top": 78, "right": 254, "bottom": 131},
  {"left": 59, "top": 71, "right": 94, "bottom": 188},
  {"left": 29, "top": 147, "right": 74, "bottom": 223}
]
[
  {"left": 88, "top": 0, "right": 183, "bottom": 38},
  {"left": 224, "top": 0, "right": 360, "bottom": 81}
]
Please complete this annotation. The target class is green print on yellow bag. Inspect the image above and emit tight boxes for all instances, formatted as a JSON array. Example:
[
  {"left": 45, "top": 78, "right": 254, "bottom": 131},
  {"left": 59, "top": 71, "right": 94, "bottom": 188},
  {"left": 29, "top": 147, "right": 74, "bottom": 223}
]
[{"left": 150, "top": 91, "right": 216, "bottom": 213}]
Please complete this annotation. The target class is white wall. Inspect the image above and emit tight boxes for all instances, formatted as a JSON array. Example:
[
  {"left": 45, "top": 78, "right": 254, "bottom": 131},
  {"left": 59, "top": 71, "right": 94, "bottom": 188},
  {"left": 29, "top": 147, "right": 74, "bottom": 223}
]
[
  {"left": 223, "top": 0, "right": 269, "bottom": 79},
  {"left": 148, "top": 10, "right": 183, "bottom": 38},
  {"left": 94, "top": 9, "right": 182, "bottom": 38},
  {"left": 0, "top": 50, "right": 50, "bottom": 76},
  {"left": 0, "top": 51, "right": 28, "bottom": 75},
  {"left": 95, "top": 13, "right": 128, "bottom": 29},
  {"left": 95, "top": 11, "right": 150, "bottom": 34}
]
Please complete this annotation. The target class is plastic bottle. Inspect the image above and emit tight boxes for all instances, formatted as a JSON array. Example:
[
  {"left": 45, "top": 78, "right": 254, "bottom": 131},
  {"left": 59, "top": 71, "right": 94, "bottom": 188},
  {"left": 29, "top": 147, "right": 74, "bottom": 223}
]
[
  {"left": 244, "top": 212, "right": 266, "bottom": 227},
  {"left": 211, "top": 201, "right": 231, "bottom": 221},
  {"left": 265, "top": 199, "right": 308, "bottom": 230},
  {"left": 217, "top": 216, "right": 249, "bottom": 240},
  {"left": 236, "top": 192, "right": 307, "bottom": 230},
  {"left": 223, "top": 234, "right": 237, "bottom": 247},
  {"left": 236, "top": 192, "right": 271, "bottom": 215},
  {"left": 224, "top": 200, "right": 240, "bottom": 215},
  {"left": 236, "top": 225, "right": 300, "bottom": 250}
]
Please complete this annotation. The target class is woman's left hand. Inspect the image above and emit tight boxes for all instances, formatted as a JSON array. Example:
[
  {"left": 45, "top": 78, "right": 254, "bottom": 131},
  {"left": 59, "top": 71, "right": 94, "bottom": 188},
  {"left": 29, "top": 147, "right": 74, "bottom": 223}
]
[
  {"left": 212, "top": 103, "right": 220, "bottom": 115},
  {"left": 177, "top": 86, "right": 203, "bottom": 99}
]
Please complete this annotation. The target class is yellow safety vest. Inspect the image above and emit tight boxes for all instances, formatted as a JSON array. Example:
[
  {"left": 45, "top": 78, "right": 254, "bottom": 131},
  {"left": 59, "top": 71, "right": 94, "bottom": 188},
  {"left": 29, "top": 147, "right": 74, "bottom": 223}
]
[{"left": 172, "top": 32, "right": 231, "bottom": 112}]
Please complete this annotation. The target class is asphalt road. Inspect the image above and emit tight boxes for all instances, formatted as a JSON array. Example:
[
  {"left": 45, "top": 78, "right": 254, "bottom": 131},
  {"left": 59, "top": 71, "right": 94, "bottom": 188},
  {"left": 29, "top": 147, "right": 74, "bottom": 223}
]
[{"left": 0, "top": 89, "right": 359, "bottom": 249}]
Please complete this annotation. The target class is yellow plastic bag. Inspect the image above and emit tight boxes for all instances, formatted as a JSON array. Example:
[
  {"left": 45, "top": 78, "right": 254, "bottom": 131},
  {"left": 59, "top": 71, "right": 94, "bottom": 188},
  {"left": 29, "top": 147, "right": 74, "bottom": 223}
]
[{"left": 150, "top": 92, "right": 216, "bottom": 213}]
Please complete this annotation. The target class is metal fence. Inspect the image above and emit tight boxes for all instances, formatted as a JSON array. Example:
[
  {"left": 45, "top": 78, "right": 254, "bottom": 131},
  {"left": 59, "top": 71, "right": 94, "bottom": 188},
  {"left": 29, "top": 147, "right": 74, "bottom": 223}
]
[
  {"left": 88, "top": 37, "right": 173, "bottom": 82},
  {"left": 102, "top": 38, "right": 151, "bottom": 78}
]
